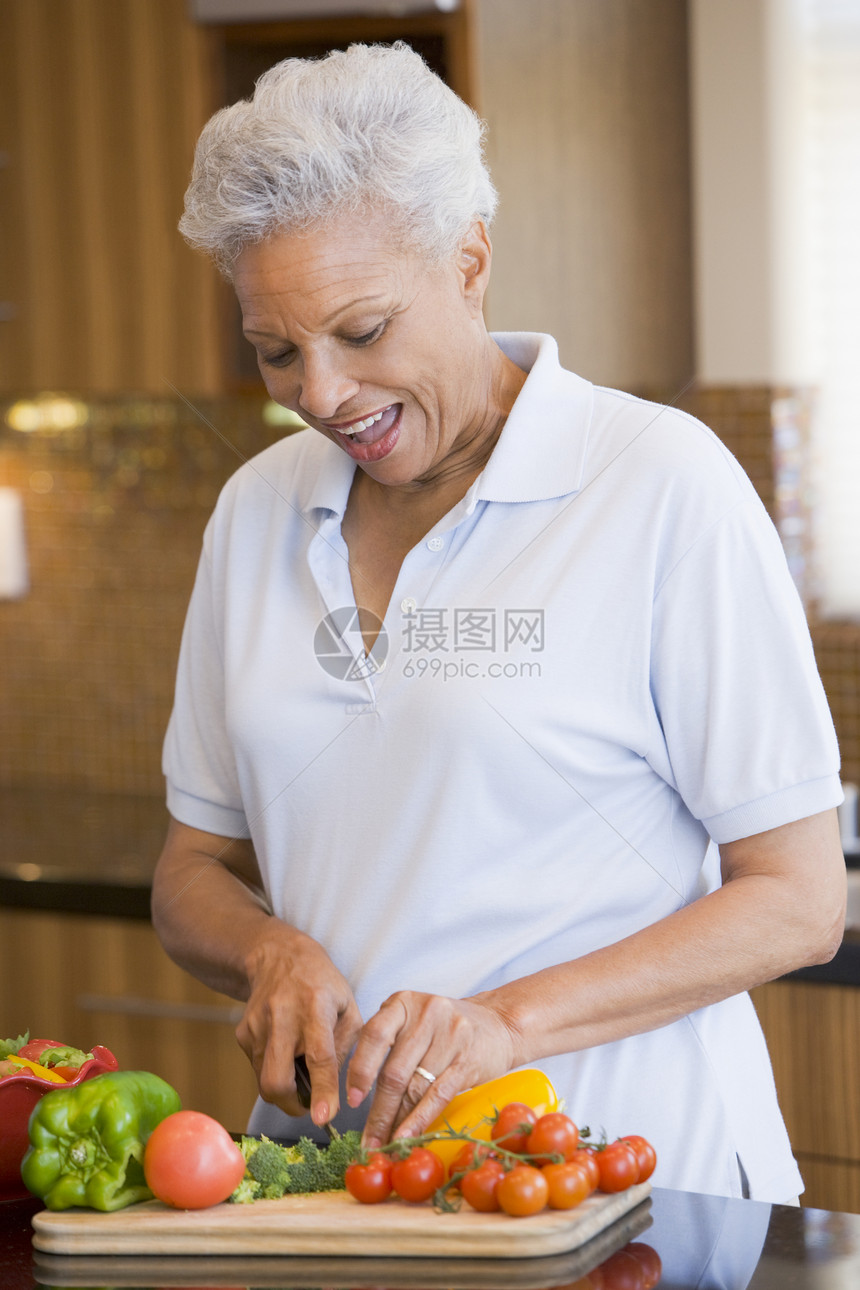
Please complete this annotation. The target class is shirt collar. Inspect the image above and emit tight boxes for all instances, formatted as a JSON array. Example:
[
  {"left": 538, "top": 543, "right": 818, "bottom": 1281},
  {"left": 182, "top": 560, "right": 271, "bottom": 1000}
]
[
  {"left": 475, "top": 333, "right": 593, "bottom": 504},
  {"left": 298, "top": 332, "right": 592, "bottom": 517},
  {"left": 297, "top": 432, "right": 356, "bottom": 519}
]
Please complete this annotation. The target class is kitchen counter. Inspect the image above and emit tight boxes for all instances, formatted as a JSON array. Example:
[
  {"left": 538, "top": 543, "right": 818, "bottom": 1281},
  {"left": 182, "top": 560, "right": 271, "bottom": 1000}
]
[
  {"left": 791, "top": 929, "right": 860, "bottom": 985},
  {"left": 0, "top": 787, "right": 166, "bottom": 920},
  {"left": 5, "top": 1186, "right": 860, "bottom": 1289}
]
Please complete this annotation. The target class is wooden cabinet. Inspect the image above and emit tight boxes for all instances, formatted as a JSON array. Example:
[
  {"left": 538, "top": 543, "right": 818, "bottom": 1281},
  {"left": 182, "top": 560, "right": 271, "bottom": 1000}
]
[
  {"left": 752, "top": 979, "right": 860, "bottom": 1212},
  {"left": 0, "top": 907, "right": 258, "bottom": 1133},
  {"left": 0, "top": 0, "right": 692, "bottom": 397},
  {"left": 0, "top": 0, "right": 473, "bottom": 397}
]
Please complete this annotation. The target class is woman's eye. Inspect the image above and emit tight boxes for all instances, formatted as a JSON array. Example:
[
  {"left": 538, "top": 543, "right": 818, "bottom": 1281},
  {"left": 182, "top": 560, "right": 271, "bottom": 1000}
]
[
  {"left": 346, "top": 324, "right": 384, "bottom": 347},
  {"left": 259, "top": 349, "right": 294, "bottom": 367}
]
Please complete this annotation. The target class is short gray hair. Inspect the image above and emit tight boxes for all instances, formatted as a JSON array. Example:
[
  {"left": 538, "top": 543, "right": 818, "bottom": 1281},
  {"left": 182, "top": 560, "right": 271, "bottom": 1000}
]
[{"left": 179, "top": 41, "right": 498, "bottom": 277}]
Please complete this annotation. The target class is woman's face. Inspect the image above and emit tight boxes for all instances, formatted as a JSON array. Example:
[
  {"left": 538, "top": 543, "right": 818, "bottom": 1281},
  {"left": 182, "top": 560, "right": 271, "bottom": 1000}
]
[{"left": 233, "top": 213, "right": 494, "bottom": 489}]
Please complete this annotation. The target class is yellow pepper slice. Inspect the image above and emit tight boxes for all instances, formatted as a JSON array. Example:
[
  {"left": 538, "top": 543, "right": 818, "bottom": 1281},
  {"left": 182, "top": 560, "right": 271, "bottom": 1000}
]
[
  {"left": 423, "top": 1068, "right": 559, "bottom": 1169},
  {"left": 7, "top": 1055, "right": 68, "bottom": 1082}
]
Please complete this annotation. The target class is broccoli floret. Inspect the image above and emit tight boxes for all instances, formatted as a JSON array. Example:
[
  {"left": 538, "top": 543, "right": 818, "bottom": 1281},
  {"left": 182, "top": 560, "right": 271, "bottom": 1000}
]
[
  {"left": 318, "top": 1130, "right": 363, "bottom": 1184},
  {"left": 229, "top": 1130, "right": 362, "bottom": 1202},
  {"left": 230, "top": 1135, "right": 298, "bottom": 1202},
  {"left": 230, "top": 1177, "right": 263, "bottom": 1205},
  {"left": 247, "top": 1138, "right": 300, "bottom": 1194},
  {"left": 285, "top": 1131, "right": 362, "bottom": 1193},
  {"left": 236, "top": 1134, "right": 273, "bottom": 1165},
  {"left": 279, "top": 1138, "right": 331, "bottom": 1194}
]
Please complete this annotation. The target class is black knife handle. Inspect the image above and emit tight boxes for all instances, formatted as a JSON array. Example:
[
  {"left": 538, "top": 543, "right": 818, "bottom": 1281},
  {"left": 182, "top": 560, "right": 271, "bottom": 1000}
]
[{"left": 294, "top": 1053, "right": 313, "bottom": 1109}]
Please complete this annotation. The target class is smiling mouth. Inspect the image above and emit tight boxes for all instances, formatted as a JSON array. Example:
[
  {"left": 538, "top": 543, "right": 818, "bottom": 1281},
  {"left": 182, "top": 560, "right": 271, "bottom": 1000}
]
[
  {"left": 327, "top": 405, "right": 399, "bottom": 445},
  {"left": 337, "top": 410, "right": 385, "bottom": 437}
]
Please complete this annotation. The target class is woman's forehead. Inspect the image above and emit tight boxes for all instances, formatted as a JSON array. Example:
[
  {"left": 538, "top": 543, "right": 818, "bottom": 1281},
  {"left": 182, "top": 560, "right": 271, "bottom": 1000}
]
[{"left": 234, "top": 222, "right": 432, "bottom": 333}]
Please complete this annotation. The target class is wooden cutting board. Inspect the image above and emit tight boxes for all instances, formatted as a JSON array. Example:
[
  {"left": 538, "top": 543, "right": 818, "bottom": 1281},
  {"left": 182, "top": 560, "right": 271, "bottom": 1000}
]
[
  {"left": 32, "top": 1181, "right": 651, "bottom": 1259},
  {"left": 32, "top": 1202, "right": 653, "bottom": 1288}
]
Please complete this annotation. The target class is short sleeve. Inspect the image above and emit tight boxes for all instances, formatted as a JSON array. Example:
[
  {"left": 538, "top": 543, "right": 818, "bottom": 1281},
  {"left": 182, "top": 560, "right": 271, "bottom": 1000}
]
[
  {"left": 162, "top": 520, "right": 251, "bottom": 839},
  {"left": 648, "top": 493, "right": 841, "bottom": 843}
]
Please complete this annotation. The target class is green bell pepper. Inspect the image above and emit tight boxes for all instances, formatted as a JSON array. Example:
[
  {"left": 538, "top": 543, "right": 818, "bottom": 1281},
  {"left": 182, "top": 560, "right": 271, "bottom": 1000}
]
[{"left": 21, "top": 1069, "right": 181, "bottom": 1211}]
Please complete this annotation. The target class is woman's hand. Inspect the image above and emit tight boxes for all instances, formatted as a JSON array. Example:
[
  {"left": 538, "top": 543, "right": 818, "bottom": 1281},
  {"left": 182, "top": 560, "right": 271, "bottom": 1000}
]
[
  {"left": 238, "top": 924, "right": 363, "bottom": 1127},
  {"left": 152, "top": 820, "right": 364, "bottom": 1129},
  {"left": 345, "top": 990, "right": 520, "bottom": 1149}
]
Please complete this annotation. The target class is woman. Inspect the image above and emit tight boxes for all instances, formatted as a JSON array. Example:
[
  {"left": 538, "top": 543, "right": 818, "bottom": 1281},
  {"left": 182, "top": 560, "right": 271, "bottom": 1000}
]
[{"left": 153, "top": 42, "right": 846, "bottom": 1201}]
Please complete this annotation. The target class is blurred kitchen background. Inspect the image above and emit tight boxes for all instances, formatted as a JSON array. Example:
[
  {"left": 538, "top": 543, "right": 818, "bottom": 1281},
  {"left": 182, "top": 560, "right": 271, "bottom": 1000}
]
[{"left": 1, "top": 0, "right": 859, "bottom": 1208}]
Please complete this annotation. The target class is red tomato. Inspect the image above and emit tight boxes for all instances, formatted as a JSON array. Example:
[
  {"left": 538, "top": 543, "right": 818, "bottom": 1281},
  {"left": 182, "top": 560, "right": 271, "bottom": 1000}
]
[
  {"left": 448, "top": 1140, "right": 497, "bottom": 1182},
  {"left": 597, "top": 1248, "right": 647, "bottom": 1290},
  {"left": 17, "top": 1039, "right": 80, "bottom": 1081},
  {"left": 143, "top": 1111, "right": 246, "bottom": 1209},
  {"left": 542, "top": 1160, "right": 593, "bottom": 1210},
  {"left": 597, "top": 1141, "right": 640, "bottom": 1194},
  {"left": 526, "top": 1112, "right": 579, "bottom": 1165},
  {"left": 491, "top": 1102, "right": 539, "bottom": 1154},
  {"left": 574, "top": 1146, "right": 601, "bottom": 1192},
  {"left": 626, "top": 1242, "right": 663, "bottom": 1289},
  {"left": 15, "top": 1037, "right": 94, "bottom": 1078},
  {"left": 460, "top": 1158, "right": 506, "bottom": 1212},
  {"left": 345, "top": 1152, "right": 393, "bottom": 1204},
  {"left": 619, "top": 1135, "right": 657, "bottom": 1184},
  {"left": 17, "top": 1039, "right": 61, "bottom": 1061},
  {"left": 496, "top": 1163, "right": 549, "bottom": 1216},
  {"left": 390, "top": 1147, "right": 445, "bottom": 1203}
]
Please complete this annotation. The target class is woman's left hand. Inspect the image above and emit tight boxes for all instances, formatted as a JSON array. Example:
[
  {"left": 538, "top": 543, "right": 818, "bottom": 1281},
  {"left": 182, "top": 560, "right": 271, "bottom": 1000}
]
[{"left": 345, "top": 990, "right": 519, "bottom": 1149}]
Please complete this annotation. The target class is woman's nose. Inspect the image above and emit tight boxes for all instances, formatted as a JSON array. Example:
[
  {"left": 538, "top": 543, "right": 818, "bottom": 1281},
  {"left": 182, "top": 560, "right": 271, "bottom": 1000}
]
[{"left": 297, "top": 354, "right": 360, "bottom": 420}]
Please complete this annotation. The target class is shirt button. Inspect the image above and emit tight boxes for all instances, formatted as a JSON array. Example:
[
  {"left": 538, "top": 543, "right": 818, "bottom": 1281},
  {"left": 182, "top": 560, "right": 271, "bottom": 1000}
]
[
  {"left": 401, "top": 597, "right": 417, "bottom": 613},
  {"left": 427, "top": 536, "right": 444, "bottom": 552}
]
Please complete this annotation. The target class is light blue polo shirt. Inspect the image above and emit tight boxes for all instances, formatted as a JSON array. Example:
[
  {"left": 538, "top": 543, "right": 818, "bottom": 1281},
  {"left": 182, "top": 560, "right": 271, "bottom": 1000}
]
[{"left": 164, "top": 333, "right": 840, "bottom": 1201}]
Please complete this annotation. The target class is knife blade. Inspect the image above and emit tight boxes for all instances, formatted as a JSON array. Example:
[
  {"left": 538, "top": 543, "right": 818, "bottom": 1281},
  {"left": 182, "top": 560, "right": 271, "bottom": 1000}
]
[{"left": 294, "top": 1053, "right": 336, "bottom": 1140}]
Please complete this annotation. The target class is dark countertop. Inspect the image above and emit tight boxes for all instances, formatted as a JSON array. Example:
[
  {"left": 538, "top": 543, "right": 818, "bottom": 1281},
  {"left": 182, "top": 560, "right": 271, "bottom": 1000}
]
[
  {"left": 791, "top": 929, "right": 860, "bottom": 985},
  {"left": 5, "top": 1186, "right": 860, "bottom": 1289},
  {"left": 0, "top": 787, "right": 167, "bottom": 920}
]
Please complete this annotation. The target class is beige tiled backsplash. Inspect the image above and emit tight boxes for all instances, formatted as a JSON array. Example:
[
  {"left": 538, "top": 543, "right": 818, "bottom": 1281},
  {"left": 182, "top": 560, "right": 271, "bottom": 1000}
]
[
  {"left": 811, "top": 624, "right": 860, "bottom": 789},
  {"left": 0, "top": 395, "right": 285, "bottom": 794},
  {"left": 675, "top": 386, "right": 860, "bottom": 783},
  {"left": 1, "top": 386, "right": 858, "bottom": 796}
]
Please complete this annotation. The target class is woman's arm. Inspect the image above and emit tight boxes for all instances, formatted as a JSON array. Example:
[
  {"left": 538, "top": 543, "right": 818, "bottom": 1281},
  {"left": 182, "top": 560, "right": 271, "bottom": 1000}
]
[
  {"left": 151, "top": 817, "right": 363, "bottom": 1126},
  {"left": 350, "top": 808, "right": 846, "bottom": 1147},
  {"left": 151, "top": 817, "right": 271, "bottom": 998}
]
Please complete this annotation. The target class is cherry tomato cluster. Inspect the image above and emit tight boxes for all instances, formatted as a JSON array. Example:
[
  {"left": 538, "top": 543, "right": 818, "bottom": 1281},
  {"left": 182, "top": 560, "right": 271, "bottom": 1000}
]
[
  {"left": 344, "top": 1103, "right": 656, "bottom": 1221},
  {"left": 345, "top": 1146, "right": 444, "bottom": 1205}
]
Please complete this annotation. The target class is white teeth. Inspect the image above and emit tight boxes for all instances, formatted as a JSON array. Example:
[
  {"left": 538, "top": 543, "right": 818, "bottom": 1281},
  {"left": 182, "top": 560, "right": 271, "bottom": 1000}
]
[{"left": 340, "top": 411, "right": 384, "bottom": 437}]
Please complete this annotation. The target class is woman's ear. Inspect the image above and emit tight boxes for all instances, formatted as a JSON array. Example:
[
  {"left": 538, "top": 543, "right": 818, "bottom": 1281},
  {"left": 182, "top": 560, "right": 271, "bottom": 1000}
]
[{"left": 457, "top": 220, "right": 492, "bottom": 316}]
